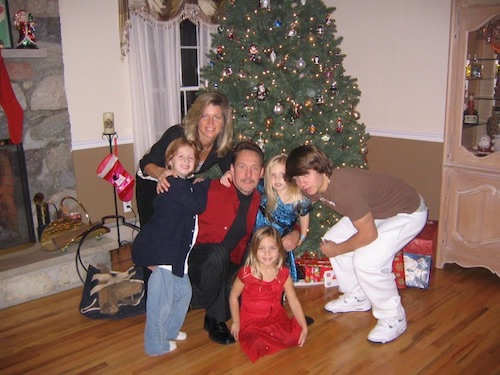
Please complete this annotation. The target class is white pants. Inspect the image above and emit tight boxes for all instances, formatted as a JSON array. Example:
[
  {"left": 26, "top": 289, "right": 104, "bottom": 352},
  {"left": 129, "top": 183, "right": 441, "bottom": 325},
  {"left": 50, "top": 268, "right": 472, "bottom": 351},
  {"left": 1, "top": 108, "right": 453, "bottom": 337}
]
[{"left": 324, "top": 206, "right": 428, "bottom": 320}]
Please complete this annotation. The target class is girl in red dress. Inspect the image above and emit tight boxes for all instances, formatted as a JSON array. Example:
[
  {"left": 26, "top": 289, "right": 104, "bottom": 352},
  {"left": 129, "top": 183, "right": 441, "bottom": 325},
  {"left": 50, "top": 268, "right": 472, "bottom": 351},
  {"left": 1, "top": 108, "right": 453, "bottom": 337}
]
[{"left": 229, "top": 226, "right": 308, "bottom": 362}]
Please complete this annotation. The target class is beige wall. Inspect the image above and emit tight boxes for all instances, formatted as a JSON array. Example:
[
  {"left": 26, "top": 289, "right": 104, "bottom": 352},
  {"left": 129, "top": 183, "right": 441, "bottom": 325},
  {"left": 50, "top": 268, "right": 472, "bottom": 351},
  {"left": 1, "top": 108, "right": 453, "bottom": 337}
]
[
  {"left": 366, "top": 137, "right": 443, "bottom": 221},
  {"left": 73, "top": 137, "right": 443, "bottom": 223},
  {"left": 73, "top": 144, "right": 137, "bottom": 223}
]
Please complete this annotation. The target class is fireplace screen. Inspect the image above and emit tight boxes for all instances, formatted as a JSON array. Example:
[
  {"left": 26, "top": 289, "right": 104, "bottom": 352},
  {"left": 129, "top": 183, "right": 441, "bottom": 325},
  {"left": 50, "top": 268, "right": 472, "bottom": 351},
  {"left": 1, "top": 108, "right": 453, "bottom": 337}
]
[{"left": 0, "top": 141, "right": 36, "bottom": 251}]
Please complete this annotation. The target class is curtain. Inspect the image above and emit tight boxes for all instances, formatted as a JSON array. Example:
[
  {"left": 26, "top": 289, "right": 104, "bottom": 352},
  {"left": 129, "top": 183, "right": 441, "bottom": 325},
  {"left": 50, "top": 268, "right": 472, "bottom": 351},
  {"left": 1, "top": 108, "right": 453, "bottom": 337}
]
[{"left": 123, "top": 0, "right": 225, "bottom": 165}]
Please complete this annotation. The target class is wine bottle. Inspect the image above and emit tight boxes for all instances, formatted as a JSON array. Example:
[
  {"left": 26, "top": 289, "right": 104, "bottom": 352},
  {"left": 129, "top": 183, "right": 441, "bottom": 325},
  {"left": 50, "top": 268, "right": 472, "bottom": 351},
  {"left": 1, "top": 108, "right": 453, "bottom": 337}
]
[{"left": 463, "top": 95, "right": 479, "bottom": 126}]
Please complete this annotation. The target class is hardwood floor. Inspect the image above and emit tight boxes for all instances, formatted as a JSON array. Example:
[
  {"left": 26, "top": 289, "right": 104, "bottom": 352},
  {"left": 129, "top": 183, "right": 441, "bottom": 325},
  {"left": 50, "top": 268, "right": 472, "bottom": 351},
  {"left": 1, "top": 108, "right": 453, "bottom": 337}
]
[{"left": 1, "top": 247, "right": 499, "bottom": 375}]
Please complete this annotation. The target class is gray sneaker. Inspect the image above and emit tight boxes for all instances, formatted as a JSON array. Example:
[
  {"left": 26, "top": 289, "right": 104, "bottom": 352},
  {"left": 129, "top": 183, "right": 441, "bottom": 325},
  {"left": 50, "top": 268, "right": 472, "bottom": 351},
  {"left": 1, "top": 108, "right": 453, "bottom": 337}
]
[{"left": 324, "top": 294, "right": 371, "bottom": 313}]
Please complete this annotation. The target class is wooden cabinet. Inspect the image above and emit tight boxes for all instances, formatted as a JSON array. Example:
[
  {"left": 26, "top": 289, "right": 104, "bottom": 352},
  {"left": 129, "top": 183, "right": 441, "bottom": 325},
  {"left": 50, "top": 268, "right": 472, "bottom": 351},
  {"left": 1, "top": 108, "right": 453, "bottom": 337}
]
[{"left": 437, "top": 0, "right": 500, "bottom": 276}]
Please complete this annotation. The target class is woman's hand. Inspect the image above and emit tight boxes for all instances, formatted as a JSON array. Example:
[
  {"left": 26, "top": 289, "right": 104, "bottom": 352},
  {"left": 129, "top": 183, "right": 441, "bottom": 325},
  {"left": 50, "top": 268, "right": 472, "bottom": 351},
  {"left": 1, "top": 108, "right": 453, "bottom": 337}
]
[
  {"left": 219, "top": 170, "right": 233, "bottom": 187},
  {"left": 156, "top": 168, "right": 174, "bottom": 193}
]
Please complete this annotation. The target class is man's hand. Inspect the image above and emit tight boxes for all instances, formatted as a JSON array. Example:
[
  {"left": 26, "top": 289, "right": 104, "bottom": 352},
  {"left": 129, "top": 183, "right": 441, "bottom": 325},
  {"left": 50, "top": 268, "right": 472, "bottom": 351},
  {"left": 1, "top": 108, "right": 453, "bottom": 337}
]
[
  {"left": 319, "top": 239, "right": 342, "bottom": 258},
  {"left": 282, "top": 230, "right": 300, "bottom": 252}
]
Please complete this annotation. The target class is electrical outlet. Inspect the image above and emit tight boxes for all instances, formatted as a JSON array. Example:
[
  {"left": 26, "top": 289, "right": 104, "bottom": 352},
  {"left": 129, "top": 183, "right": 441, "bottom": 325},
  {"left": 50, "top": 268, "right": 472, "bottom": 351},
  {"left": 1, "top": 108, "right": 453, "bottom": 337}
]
[{"left": 123, "top": 201, "right": 132, "bottom": 213}]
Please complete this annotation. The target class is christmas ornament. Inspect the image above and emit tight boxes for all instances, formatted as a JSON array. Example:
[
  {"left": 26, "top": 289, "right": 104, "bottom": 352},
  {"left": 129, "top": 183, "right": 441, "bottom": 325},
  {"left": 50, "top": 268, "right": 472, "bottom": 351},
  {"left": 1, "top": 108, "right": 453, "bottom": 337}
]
[
  {"left": 301, "top": 0, "right": 307, "bottom": 5},
  {"left": 14, "top": 10, "right": 38, "bottom": 49},
  {"left": 256, "top": 136, "right": 265, "bottom": 151},
  {"left": 293, "top": 103, "right": 301, "bottom": 118},
  {"left": 329, "top": 82, "right": 338, "bottom": 95},
  {"left": 270, "top": 49, "right": 277, "bottom": 63},
  {"left": 237, "top": 70, "right": 247, "bottom": 79},
  {"left": 217, "top": 25, "right": 225, "bottom": 34},
  {"left": 308, "top": 124, "right": 316, "bottom": 134},
  {"left": 353, "top": 110, "right": 361, "bottom": 120},
  {"left": 216, "top": 45, "right": 223, "bottom": 59},
  {"left": 321, "top": 134, "right": 331, "bottom": 142},
  {"left": 314, "top": 56, "right": 320, "bottom": 64},
  {"left": 257, "top": 83, "right": 267, "bottom": 100},
  {"left": 265, "top": 117, "right": 274, "bottom": 128},
  {"left": 325, "top": 70, "right": 333, "bottom": 79},
  {"left": 273, "top": 102, "right": 284, "bottom": 115},
  {"left": 317, "top": 25, "right": 325, "bottom": 35},
  {"left": 326, "top": 14, "right": 333, "bottom": 25},
  {"left": 296, "top": 57, "right": 306, "bottom": 70},
  {"left": 304, "top": 98, "right": 314, "bottom": 107},
  {"left": 243, "top": 103, "right": 254, "bottom": 112},
  {"left": 208, "top": 60, "right": 215, "bottom": 68},
  {"left": 288, "top": 28, "right": 297, "bottom": 37},
  {"left": 336, "top": 118, "right": 344, "bottom": 132},
  {"left": 249, "top": 44, "right": 258, "bottom": 55},
  {"left": 260, "top": 0, "right": 270, "bottom": 9},
  {"left": 222, "top": 66, "right": 233, "bottom": 77},
  {"left": 249, "top": 44, "right": 259, "bottom": 62},
  {"left": 274, "top": 19, "right": 282, "bottom": 28},
  {"left": 306, "top": 89, "right": 317, "bottom": 97},
  {"left": 228, "top": 29, "right": 235, "bottom": 40},
  {"left": 316, "top": 95, "right": 325, "bottom": 104}
]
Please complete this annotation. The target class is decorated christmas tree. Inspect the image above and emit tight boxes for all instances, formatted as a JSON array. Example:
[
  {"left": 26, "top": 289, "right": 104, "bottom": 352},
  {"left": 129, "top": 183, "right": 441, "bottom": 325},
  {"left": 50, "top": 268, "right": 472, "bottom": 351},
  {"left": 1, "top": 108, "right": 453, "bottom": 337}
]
[{"left": 200, "top": 0, "right": 369, "bottom": 257}]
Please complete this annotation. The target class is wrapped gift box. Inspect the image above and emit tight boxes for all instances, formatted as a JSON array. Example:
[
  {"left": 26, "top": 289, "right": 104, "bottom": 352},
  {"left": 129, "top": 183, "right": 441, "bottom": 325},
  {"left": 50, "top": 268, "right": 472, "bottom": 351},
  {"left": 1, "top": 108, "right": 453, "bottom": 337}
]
[
  {"left": 403, "top": 253, "right": 432, "bottom": 289},
  {"left": 295, "top": 254, "right": 332, "bottom": 283},
  {"left": 402, "top": 220, "right": 438, "bottom": 288},
  {"left": 402, "top": 220, "right": 438, "bottom": 258},
  {"left": 392, "top": 250, "right": 406, "bottom": 289},
  {"left": 323, "top": 269, "right": 339, "bottom": 288}
]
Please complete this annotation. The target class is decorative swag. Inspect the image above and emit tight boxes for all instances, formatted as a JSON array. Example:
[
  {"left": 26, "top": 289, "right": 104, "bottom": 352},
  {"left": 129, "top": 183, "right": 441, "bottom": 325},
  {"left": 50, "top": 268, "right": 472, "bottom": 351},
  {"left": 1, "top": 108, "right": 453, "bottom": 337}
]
[{"left": 119, "top": 0, "right": 228, "bottom": 57}]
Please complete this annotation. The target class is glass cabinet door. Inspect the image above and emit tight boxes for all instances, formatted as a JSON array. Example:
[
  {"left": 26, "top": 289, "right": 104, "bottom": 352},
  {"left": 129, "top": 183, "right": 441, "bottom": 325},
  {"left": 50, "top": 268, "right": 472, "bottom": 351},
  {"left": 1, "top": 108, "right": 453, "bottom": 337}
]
[{"left": 462, "top": 15, "right": 500, "bottom": 156}]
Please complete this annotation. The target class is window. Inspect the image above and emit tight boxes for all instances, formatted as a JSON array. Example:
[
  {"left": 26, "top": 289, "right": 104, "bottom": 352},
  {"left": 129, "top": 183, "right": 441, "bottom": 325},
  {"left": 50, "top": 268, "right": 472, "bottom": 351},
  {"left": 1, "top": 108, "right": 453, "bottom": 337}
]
[{"left": 179, "top": 19, "right": 200, "bottom": 118}]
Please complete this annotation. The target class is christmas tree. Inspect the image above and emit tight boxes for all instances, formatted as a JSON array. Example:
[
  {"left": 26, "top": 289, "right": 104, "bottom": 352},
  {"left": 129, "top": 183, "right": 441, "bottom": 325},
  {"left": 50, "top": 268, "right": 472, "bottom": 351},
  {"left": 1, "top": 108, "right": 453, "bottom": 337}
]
[{"left": 200, "top": 0, "right": 370, "bottom": 257}]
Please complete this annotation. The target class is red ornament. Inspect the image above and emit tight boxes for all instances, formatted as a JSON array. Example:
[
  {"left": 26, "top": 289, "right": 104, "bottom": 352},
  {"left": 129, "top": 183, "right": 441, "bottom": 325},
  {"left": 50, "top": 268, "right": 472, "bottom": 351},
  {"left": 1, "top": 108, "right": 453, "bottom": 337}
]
[{"left": 336, "top": 118, "right": 344, "bottom": 132}]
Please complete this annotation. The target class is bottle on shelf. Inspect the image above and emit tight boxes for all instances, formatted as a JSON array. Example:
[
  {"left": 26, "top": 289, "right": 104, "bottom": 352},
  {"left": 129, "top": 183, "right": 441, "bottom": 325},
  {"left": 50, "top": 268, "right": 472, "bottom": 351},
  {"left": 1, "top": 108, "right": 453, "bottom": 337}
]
[
  {"left": 466, "top": 54, "right": 472, "bottom": 78},
  {"left": 463, "top": 95, "right": 479, "bottom": 126},
  {"left": 471, "top": 55, "right": 482, "bottom": 78}
]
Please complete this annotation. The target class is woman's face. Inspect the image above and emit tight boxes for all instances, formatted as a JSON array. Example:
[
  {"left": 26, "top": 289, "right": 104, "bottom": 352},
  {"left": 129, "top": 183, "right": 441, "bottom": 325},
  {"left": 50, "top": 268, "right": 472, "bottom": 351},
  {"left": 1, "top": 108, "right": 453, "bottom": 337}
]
[{"left": 197, "top": 104, "right": 225, "bottom": 143}]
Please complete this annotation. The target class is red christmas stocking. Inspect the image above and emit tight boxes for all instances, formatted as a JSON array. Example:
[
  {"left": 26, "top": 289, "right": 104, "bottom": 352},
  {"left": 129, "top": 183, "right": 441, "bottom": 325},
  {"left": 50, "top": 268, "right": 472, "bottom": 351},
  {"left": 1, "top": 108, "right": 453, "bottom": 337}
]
[
  {"left": 0, "top": 53, "right": 24, "bottom": 144},
  {"left": 97, "top": 153, "right": 135, "bottom": 202}
]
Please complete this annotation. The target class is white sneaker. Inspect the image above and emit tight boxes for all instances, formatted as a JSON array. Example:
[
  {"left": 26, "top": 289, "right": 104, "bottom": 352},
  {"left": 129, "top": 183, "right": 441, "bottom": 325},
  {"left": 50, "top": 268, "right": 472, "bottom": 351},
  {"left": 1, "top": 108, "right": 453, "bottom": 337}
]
[
  {"left": 147, "top": 341, "right": 177, "bottom": 356},
  {"left": 324, "top": 294, "right": 371, "bottom": 313},
  {"left": 367, "top": 317, "right": 407, "bottom": 343},
  {"left": 168, "top": 341, "right": 177, "bottom": 352},
  {"left": 175, "top": 331, "right": 187, "bottom": 341}
]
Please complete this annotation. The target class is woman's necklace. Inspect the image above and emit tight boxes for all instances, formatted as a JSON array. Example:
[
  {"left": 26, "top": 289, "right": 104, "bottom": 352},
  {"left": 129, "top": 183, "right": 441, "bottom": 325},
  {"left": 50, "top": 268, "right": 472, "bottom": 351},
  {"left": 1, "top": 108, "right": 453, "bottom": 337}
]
[{"left": 200, "top": 143, "right": 213, "bottom": 151}]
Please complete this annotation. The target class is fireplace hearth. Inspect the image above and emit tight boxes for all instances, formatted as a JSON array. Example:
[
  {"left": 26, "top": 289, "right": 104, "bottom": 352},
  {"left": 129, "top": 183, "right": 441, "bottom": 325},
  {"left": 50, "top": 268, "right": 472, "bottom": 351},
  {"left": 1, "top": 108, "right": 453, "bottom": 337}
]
[{"left": 0, "top": 141, "right": 36, "bottom": 251}]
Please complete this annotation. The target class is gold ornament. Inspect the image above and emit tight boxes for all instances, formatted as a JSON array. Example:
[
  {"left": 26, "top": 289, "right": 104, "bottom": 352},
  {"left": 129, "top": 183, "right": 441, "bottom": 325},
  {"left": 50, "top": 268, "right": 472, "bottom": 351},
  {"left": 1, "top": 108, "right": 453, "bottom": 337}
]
[{"left": 265, "top": 117, "right": 274, "bottom": 128}]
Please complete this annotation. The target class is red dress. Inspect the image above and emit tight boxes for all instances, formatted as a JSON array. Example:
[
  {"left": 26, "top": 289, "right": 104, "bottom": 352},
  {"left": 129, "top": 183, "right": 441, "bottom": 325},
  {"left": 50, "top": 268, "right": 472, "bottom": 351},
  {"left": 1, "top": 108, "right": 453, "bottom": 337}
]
[{"left": 237, "top": 266, "right": 302, "bottom": 362}]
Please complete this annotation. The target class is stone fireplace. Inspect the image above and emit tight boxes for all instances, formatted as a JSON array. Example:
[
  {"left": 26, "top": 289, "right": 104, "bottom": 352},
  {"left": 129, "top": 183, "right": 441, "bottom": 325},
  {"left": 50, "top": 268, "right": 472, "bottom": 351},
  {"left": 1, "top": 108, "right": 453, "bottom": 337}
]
[
  {"left": 0, "top": 0, "right": 76, "bottom": 253},
  {"left": 0, "top": 141, "right": 35, "bottom": 250}
]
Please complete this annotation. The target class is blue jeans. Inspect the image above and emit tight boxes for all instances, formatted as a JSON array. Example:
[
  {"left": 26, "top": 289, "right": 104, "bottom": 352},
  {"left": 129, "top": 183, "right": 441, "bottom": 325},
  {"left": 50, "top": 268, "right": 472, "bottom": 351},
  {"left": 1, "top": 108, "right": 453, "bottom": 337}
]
[{"left": 144, "top": 267, "right": 192, "bottom": 356}]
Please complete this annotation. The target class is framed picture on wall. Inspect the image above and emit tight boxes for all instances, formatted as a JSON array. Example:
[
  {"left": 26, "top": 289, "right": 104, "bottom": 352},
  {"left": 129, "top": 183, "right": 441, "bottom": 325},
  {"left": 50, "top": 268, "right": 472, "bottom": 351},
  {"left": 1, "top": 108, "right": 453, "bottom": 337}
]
[{"left": 0, "top": 0, "right": 13, "bottom": 48}]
